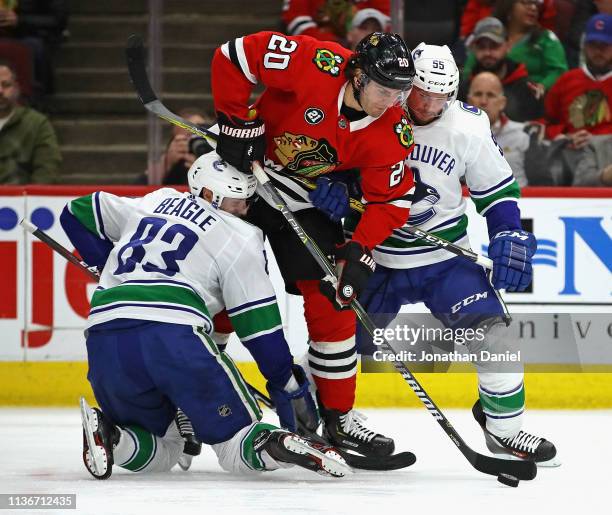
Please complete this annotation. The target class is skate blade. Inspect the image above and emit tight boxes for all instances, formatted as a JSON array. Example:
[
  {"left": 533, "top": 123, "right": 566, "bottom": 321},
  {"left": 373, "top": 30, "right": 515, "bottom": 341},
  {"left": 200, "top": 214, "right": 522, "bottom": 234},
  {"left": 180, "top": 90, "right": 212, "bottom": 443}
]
[
  {"left": 79, "top": 397, "right": 107, "bottom": 477},
  {"left": 283, "top": 436, "right": 352, "bottom": 477},
  {"left": 488, "top": 450, "right": 562, "bottom": 468},
  {"left": 177, "top": 454, "right": 193, "bottom": 471}
]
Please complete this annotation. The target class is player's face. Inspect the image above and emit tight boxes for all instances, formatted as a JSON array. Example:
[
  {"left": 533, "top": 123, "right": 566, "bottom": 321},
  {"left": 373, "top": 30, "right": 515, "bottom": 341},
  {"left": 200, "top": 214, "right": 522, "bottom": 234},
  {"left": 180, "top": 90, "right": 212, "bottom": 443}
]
[
  {"left": 472, "top": 39, "right": 507, "bottom": 70},
  {"left": 361, "top": 79, "right": 410, "bottom": 118},
  {"left": 406, "top": 87, "right": 449, "bottom": 125},
  {"left": 220, "top": 196, "right": 251, "bottom": 218},
  {"left": 584, "top": 41, "right": 612, "bottom": 75}
]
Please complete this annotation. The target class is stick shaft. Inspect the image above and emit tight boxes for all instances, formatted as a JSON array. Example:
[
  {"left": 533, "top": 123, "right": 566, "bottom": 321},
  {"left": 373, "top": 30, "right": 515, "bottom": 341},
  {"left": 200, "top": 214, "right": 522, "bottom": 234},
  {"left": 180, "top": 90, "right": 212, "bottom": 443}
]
[{"left": 20, "top": 219, "right": 100, "bottom": 281}]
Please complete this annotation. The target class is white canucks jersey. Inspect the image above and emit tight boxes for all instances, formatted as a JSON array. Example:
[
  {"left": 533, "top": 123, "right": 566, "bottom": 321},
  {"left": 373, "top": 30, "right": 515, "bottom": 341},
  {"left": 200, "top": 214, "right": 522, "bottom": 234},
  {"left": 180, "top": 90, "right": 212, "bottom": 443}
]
[
  {"left": 363, "top": 101, "right": 520, "bottom": 269},
  {"left": 67, "top": 188, "right": 281, "bottom": 341}
]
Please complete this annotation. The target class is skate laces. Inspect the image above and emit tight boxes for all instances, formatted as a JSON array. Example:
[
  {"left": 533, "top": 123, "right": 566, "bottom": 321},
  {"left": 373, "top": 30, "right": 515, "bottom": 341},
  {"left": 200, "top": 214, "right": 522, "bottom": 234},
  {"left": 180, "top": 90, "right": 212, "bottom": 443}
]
[
  {"left": 340, "top": 411, "right": 376, "bottom": 442},
  {"left": 502, "top": 431, "right": 543, "bottom": 454},
  {"left": 175, "top": 409, "right": 195, "bottom": 437}
]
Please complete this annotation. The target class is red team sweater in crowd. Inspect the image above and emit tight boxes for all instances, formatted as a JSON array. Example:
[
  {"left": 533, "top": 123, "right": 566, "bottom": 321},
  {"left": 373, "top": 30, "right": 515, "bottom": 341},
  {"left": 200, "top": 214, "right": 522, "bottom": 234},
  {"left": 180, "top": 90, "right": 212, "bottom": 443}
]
[
  {"left": 211, "top": 31, "right": 415, "bottom": 250},
  {"left": 460, "top": 0, "right": 557, "bottom": 38},
  {"left": 282, "top": 0, "right": 390, "bottom": 41},
  {"left": 544, "top": 67, "right": 612, "bottom": 139}
]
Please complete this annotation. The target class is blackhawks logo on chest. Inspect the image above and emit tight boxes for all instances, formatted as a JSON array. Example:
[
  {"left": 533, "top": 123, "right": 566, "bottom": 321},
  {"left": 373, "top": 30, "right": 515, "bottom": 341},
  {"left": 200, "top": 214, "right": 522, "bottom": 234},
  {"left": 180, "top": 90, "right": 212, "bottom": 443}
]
[{"left": 394, "top": 116, "right": 414, "bottom": 149}]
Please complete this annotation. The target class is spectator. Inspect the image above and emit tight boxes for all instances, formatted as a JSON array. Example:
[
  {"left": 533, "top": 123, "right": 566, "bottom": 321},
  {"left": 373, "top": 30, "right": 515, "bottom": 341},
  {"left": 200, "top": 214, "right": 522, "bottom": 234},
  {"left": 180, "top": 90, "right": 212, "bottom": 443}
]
[
  {"left": 0, "top": 59, "right": 61, "bottom": 184},
  {"left": 493, "top": 0, "right": 568, "bottom": 92},
  {"left": 568, "top": 0, "right": 612, "bottom": 68},
  {"left": 459, "top": 17, "right": 544, "bottom": 120},
  {"left": 282, "top": 0, "right": 389, "bottom": 46},
  {"left": 543, "top": 13, "right": 612, "bottom": 186},
  {"left": 143, "top": 107, "right": 214, "bottom": 185},
  {"left": 0, "top": 0, "right": 68, "bottom": 105},
  {"left": 545, "top": 14, "right": 611, "bottom": 141},
  {"left": 346, "top": 8, "right": 389, "bottom": 50},
  {"left": 460, "top": 0, "right": 556, "bottom": 39},
  {"left": 467, "top": 71, "right": 529, "bottom": 185},
  {"left": 464, "top": 0, "right": 568, "bottom": 96}
]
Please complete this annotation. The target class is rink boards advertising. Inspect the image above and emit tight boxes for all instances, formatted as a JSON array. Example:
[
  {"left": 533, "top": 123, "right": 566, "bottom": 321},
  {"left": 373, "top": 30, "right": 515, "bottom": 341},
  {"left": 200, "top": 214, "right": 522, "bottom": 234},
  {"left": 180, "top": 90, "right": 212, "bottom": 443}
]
[{"left": 0, "top": 186, "right": 610, "bottom": 407}]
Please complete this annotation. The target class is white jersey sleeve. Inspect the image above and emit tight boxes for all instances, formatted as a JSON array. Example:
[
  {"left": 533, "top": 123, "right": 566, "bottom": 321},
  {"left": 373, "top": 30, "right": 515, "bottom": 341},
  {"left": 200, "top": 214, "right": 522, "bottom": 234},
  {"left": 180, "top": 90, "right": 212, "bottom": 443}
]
[
  {"left": 219, "top": 232, "right": 283, "bottom": 344},
  {"left": 67, "top": 190, "right": 142, "bottom": 242},
  {"left": 462, "top": 106, "right": 520, "bottom": 216}
]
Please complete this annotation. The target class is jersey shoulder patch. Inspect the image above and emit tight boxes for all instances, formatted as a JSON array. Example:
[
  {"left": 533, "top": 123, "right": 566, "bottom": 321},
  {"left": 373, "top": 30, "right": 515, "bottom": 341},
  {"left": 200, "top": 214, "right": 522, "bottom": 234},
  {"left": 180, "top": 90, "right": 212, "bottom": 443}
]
[
  {"left": 312, "top": 47, "right": 346, "bottom": 77},
  {"left": 458, "top": 102, "right": 483, "bottom": 116}
]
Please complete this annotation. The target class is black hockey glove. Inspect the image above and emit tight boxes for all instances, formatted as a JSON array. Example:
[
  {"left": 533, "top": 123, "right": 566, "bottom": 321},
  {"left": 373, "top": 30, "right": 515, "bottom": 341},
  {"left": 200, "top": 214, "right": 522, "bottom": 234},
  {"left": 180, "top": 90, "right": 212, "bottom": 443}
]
[
  {"left": 216, "top": 111, "right": 266, "bottom": 173},
  {"left": 320, "top": 240, "right": 375, "bottom": 311}
]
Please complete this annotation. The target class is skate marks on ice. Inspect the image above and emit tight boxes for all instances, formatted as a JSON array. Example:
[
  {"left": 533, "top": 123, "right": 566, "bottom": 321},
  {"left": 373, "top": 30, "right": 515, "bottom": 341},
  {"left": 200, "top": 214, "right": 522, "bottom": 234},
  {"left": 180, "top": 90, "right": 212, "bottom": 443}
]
[{"left": 0, "top": 408, "right": 609, "bottom": 515}]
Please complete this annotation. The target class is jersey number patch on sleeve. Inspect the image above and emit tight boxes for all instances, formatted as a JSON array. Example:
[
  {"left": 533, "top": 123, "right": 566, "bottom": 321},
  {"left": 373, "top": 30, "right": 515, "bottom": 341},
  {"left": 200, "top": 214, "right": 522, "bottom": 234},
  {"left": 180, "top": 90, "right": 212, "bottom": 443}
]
[
  {"left": 264, "top": 34, "right": 297, "bottom": 70},
  {"left": 115, "top": 216, "right": 198, "bottom": 276}
]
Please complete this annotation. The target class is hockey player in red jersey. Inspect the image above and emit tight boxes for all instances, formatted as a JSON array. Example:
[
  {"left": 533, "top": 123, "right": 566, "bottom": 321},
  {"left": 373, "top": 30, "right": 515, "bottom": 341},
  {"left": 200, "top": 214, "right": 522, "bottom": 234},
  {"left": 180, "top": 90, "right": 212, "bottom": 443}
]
[{"left": 211, "top": 31, "right": 416, "bottom": 457}]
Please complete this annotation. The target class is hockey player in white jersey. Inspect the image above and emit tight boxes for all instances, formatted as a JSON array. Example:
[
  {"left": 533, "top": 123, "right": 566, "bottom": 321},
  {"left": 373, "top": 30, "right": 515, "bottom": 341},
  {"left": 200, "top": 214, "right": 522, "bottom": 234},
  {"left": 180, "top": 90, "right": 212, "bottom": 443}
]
[
  {"left": 341, "top": 43, "right": 558, "bottom": 465},
  {"left": 60, "top": 152, "right": 348, "bottom": 480}
]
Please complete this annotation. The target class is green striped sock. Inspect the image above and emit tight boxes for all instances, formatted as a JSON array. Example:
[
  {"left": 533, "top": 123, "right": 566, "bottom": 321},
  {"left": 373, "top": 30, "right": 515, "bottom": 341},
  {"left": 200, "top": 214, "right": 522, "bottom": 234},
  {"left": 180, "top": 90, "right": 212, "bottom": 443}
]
[
  {"left": 240, "top": 423, "right": 278, "bottom": 471},
  {"left": 118, "top": 425, "right": 158, "bottom": 472},
  {"left": 479, "top": 384, "right": 525, "bottom": 418}
]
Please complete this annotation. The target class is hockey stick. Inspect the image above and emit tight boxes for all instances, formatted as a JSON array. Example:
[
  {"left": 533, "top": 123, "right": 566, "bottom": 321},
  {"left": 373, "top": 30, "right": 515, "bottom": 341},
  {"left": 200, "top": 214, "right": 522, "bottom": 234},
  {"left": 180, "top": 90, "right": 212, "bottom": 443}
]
[
  {"left": 20, "top": 219, "right": 100, "bottom": 280},
  {"left": 124, "top": 38, "right": 533, "bottom": 479},
  {"left": 251, "top": 162, "right": 536, "bottom": 482},
  {"left": 245, "top": 382, "right": 416, "bottom": 471},
  {"left": 125, "top": 34, "right": 218, "bottom": 145},
  {"left": 125, "top": 34, "right": 494, "bottom": 271}
]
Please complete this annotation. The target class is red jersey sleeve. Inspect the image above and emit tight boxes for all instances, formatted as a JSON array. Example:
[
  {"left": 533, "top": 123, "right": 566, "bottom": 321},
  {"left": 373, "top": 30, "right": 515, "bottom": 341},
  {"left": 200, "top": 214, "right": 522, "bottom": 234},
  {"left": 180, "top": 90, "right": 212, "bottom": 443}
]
[
  {"left": 352, "top": 160, "right": 415, "bottom": 250},
  {"left": 212, "top": 31, "right": 343, "bottom": 119}
]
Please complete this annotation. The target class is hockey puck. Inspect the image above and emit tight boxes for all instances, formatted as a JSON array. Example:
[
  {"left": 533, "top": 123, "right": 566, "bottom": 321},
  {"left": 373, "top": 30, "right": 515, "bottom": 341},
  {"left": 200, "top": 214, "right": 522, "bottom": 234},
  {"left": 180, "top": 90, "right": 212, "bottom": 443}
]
[{"left": 497, "top": 473, "right": 520, "bottom": 487}]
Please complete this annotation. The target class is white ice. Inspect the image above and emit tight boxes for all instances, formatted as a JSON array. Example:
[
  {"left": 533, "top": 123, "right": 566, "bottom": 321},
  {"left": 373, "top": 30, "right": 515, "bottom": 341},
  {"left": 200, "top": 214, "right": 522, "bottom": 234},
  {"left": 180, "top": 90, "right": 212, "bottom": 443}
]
[{"left": 1, "top": 408, "right": 608, "bottom": 515}]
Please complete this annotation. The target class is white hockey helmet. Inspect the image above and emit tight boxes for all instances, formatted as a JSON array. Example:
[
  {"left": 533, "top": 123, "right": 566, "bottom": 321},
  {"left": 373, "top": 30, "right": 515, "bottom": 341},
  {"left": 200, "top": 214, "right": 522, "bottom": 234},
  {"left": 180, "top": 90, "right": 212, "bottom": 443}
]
[
  {"left": 411, "top": 42, "right": 459, "bottom": 94},
  {"left": 187, "top": 152, "right": 257, "bottom": 209},
  {"left": 408, "top": 43, "right": 459, "bottom": 119}
]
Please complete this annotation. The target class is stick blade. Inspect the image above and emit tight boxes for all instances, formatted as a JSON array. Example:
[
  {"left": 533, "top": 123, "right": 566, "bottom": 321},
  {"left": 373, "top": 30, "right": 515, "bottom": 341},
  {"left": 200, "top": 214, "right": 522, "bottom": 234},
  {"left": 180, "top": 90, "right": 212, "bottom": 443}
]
[
  {"left": 125, "top": 34, "right": 157, "bottom": 105},
  {"left": 472, "top": 452, "right": 537, "bottom": 480}
]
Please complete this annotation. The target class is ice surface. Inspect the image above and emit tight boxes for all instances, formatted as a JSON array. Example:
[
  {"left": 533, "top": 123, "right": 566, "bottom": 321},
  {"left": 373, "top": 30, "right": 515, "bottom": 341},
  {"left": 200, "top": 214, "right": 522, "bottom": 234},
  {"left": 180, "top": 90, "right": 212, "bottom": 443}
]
[{"left": 1, "top": 408, "right": 607, "bottom": 515}]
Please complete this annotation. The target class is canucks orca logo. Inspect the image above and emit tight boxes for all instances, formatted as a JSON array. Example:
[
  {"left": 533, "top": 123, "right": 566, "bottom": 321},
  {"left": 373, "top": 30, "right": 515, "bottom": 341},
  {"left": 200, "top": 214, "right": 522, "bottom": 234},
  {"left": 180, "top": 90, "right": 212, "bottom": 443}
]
[
  {"left": 408, "top": 167, "right": 441, "bottom": 225},
  {"left": 394, "top": 116, "right": 414, "bottom": 149},
  {"left": 313, "top": 49, "right": 344, "bottom": 77}
]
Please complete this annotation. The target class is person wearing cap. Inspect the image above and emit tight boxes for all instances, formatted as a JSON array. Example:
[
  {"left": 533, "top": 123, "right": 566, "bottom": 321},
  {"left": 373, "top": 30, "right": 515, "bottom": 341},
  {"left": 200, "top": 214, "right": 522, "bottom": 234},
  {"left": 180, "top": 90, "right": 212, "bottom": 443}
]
[
  {"left": 282, "top": 0, "right": 389, "bottom": 46},
  {"left": 459, "top": 16, "right": 544, "bottom": 121},
  {"left": 346, "top": 8, "right": 390, "bottom": 50},
  {"left": 463, "top": 0, "right": 568, "bottom": 96},
  {"left": 543, "top": 13, "right": 612, "bottom": 185}
]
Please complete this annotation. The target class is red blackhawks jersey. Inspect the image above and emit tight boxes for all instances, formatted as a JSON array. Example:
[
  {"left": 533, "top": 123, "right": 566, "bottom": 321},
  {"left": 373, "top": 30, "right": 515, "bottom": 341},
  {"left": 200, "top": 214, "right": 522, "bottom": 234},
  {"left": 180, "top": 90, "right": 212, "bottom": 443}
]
[
  {"left": 211, "top": 31, "right": 415, "bottom": 250},
  {"left": 544, "top": 66, "right": 612, "bottom": 139}
]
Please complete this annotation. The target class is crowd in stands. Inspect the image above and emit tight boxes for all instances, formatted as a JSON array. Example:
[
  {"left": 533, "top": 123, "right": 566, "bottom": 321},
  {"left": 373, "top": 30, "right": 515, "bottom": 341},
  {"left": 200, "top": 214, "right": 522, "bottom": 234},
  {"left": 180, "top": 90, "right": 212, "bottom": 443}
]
[
  {"left": 0, "top": 1, "right": 610, "bottom": 187},
  {"left": 283, "top": 0, "right": 612, "bottom": 187},
  {"left": 0, "top": 0, "right": 66, "bottom": 184}
]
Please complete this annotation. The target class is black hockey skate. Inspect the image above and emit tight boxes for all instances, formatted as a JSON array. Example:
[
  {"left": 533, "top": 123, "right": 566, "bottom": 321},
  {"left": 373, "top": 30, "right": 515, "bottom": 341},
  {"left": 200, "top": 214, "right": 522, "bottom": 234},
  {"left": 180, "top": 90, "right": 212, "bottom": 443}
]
[
  {"left": 472, "top": 400, "right": 560, "bottom": 467},
  {"left": 321, "top": 406, "right": 395, "bottom": 457},
  {"left": 253, "top": 429, "right": 350, "bottom": 477},
  {"left": 175, "top": 408, "right": 202, "bottom": 471},
  {"left": 80, "top": 397, "right": 121, "bottom": 480}
]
